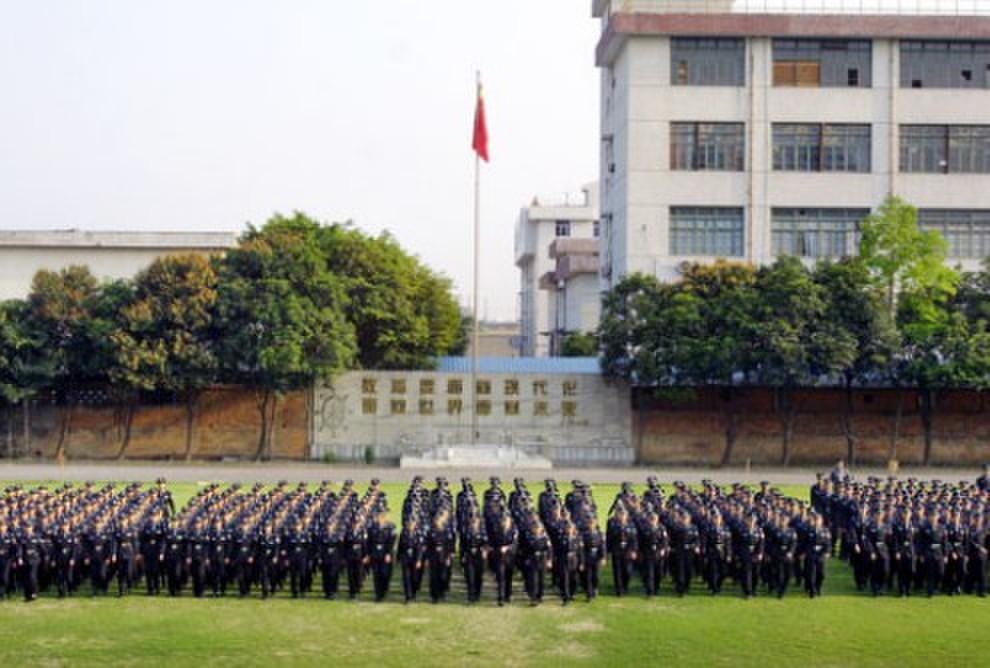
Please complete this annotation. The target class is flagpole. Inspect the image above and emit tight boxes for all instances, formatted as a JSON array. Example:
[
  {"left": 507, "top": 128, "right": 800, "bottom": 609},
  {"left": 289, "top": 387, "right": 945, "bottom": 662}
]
[{"left": 471, "top": 71, "right": 481, "bottom": 448}]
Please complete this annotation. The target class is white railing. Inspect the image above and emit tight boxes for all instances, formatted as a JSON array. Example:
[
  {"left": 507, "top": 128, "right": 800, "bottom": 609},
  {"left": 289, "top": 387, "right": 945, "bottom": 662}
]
[{"left": 611, "top": 0, "right": 990, "bottom": 15}]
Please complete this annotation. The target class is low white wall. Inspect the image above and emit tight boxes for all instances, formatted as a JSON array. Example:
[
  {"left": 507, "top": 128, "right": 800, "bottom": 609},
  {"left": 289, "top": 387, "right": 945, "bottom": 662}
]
[{"left": 313, "top": 370, "right": 634, "bottom": 465}]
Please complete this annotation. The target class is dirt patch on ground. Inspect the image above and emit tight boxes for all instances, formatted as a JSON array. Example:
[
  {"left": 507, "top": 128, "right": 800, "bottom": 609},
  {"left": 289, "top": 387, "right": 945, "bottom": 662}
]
[{"left": 560, "top": 620, "right": 604, "bottom": 634}]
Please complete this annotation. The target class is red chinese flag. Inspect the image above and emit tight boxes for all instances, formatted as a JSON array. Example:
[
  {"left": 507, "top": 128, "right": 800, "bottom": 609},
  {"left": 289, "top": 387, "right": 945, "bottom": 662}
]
[{"left": 472, "top": 84, "right": 489, "bottom": 162}]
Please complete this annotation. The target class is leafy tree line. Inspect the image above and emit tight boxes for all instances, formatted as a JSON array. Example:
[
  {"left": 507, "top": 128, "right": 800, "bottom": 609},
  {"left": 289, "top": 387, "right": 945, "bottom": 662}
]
[
  {"left": 0, "top": 214, "right": 465, "bottom": 461},
  {"left": 599, "top": 196, "right": 990, "bottom": 467}
]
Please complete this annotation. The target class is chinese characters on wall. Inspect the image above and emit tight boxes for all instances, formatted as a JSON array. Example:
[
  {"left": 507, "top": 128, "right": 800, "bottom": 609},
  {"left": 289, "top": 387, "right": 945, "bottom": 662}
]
[{"left": 359, "top": 376, "right": 581, "bottom": 419}]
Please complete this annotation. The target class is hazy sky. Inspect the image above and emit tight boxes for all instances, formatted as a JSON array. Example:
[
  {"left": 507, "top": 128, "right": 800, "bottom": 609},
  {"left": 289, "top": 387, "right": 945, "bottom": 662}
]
[{"left": 0, "top": 1, "right": 600, "bottom": 321}]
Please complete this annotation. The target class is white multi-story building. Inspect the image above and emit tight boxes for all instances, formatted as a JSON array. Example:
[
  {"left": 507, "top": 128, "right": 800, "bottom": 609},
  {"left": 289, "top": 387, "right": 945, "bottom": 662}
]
[
  {"left": 515, "top": 184, "right": 600, "bottom": 357},
  {"left": 593, "top": 0, "right": 990, "bottom": 289}
]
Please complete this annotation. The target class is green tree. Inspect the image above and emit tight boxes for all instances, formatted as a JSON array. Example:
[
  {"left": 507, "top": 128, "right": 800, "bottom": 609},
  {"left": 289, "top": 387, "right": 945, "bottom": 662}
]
[
  {"left": 560, "top": 332, "right": 598, "bottom": 358},
  {"left": 0, "top": 300, "right": 54, "bottom": 457},
  {"left": 860, "top": 196, "right": 958, "bottom": 320},
  {"left": 216, "top": 223, "right": 356, "bottom": 461},
  {"left": 953, "top": 260, "right": 990, "bottom": 327},
  {"left": 859, "top": 197, "right": 960, "bottom": 463},
  {"left": 253, "top": 214, "right": 464, "bottom": 369},
  {"left": 752, "top": 258, "right": 857, "bottom": 465},
  {"left": 599, "top": 273, "right": 665, "bottom": 382},
  {"left": 110, "top": 255, "right": 218, "bottom": 460},
  {"left": 678, "top": 261, "right": 760, "bottom": 467},
  {"left": 26, "top": 266, "right": 105, "bottom": 460},
  {"left": 316, "top": 221, "right": 463, "bottom": 369},
  {"left": 813, "top": 259, "right": 898, "bottom": 465},
  {"left": 99, "top": 279, "right": 164, "bottom": 460},
  {"left": 900, "top": 308, "right": 990, "bottom": 464}
]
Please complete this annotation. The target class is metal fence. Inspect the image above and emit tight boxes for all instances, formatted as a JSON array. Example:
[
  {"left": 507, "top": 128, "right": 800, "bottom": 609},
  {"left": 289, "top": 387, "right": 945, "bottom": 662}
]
[{"left": 613, "top": 0, "right": 990, "bottom": 15}]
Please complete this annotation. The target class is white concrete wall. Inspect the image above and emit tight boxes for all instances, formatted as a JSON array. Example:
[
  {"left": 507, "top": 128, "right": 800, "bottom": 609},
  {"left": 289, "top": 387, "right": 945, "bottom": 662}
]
[
  {"left": 602, "top": 35, "right": 990, "bottom": 288},
  {"left": 313, "top": 370, "right": 633, "bottom": 465},
  {"left": 0, "top": 246, "right": 229, "bottom": 300}
]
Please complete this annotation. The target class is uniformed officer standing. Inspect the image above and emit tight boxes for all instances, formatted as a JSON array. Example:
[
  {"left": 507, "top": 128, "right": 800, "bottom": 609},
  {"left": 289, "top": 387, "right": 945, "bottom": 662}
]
[{"left": 368, "top": 513, "right": 396, "bottom": 602}]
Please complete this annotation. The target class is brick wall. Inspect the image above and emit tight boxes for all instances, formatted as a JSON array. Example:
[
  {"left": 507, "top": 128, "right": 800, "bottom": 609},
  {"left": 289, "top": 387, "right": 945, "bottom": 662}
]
[
  {"left": 0, "top": 387, "right": 309, "bottom": 460},
  {"left": 635, "top": 387, "right": 990, "bottom": 467}
]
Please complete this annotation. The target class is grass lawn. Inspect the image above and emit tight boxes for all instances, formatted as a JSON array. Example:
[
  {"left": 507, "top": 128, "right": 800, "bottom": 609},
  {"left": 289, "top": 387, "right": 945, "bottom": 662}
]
[{"left": 0, "top": 481, "right": 987, "bottom": 667}]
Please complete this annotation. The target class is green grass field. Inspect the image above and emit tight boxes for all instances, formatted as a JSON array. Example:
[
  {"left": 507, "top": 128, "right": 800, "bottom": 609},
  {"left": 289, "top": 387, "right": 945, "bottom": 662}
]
[{"left": 0, "top": 481, "right": 987, "bottom": 667}]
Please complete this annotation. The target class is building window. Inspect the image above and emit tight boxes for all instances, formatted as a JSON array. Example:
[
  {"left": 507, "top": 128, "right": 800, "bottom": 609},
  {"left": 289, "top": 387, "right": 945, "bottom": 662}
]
[
  {"left": 448, "top": 398, "right": 463, "bottom": 416},
  {"left": 562, "top": 380, "right": 578, "bottom": 397},
  {"left": 504, "top": 379, "right": 519, "bottom": 396},
  {"left": 477, "top": 400, "right": 492, "bottom": 417},
  {"left": 361, "top": 398, "right": 377, "bottom": 415},
  {"left": 447, "top": 379, "right": 463, "bottom": 395},
  {"left": 901, "top": 125, "right": 990, "bottom": 174},
  {"left": 361, "top": 378, "right": 377, "bottom": 394},
  {"left": 555, "top": 221, "right": 571, "bottom": 237},
  {"left": 534, "top": 401, "right": 550, "bottom": 417},
  {"left": 505, "top": 400, "right": 520, "bottom": 417},
  {"left": 773, "top": 124, "right": 871, "bottom": 173},
  {"left": 901, "top": 40, "right": 990, "bottom": 89},
  {"left": 951, "top": 126, "right": 990, "bottom": 173},
  {"left": 773, "top": 39, "right": 872, "bottom": 88},
  {"left": 476, "top": 380, "right": 491, "bottom": 395},
  {"left": 669, "top": 207, "right": 744, "bottom": 257},
  {"left": 593, "top": 221, "right": 601, "bottom": 238},
  {"left": 562, "top": 401, "right": 578, "bottom": 418},
  {"left": 919, "top": 209, "right": 990, "bottom": 259},
  {"left": 772, "top": 208, "right": 868, "bottom": 258},
  {"left": 419, "top": 399, "right": 434, "bottom": 416},
  {"left": 390, "top": 399, "right": 406, "bottom": 415},
  {"left": 671, "top": 37, "right": 745, "bottom": 86},
  {"left": 391, "top": 378, "right": 406, "bottom": 394},
  {"left": 533, "top": 380, "right": 548, "bottom": 396},
  {"left": 419, "top": 379, "right": 435, "bottom": 395},
  {"left": 670, "top": 122, "right": 745, "bottom": 171}
]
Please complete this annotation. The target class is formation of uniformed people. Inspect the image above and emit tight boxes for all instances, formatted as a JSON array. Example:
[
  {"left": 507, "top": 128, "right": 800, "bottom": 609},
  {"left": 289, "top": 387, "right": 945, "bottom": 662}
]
[
  {"left": 813, "top": 466, "right": 990, "bottom": 598},
  {"left": 1, "top": 472, "right": 986, "bottom": 603}
]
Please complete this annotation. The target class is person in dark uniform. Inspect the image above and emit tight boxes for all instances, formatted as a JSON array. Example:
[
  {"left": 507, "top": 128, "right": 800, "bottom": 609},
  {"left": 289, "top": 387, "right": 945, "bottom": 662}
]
[
  {"left": 555, "top": 520, "right": 582, "bottom": 605},
  {"left": 864, "top": 510, "right": 891, "bottom": 597},
  {"left": 976, "top": 464, "right": 990, "bottom": 492},
  {"left": 769, "top": 517, "right": 798, "bottom": 599},
  {"left": 607, "top": 506, "right": 638, "bottom": 596},
  {"left": 704, "top": 512, "right": 731, "bottom": 596},
  {"left": 0, "top": 519, "right": 17, "bottom": 598},
  {"left": 87, "top": 522, "right": 115, "bottom": 596},
  {"left": 944, "top": 509, "right": 969, "bottom": 595},
  {"left": 398, "top": 517, "right": 426, "bottom": 603},
  {"left": 368, "top": 513, "right": 395, "bottom": 602},
  {"left": 319, "top": 519, "right": 345, "bottom": 600},
  {"left": 892, "top": 507, "right": 917, "bottom": 597},
  {"left": 114, "top": 519, "right": 139, "bottom": 597},
  {"left": 803, "top": 513, "right": 831, "bottom": 598},
  {"left": 345, "top": 511, "right": 369, "bottom": 600},
  {"left": 428, "top": 509, "right": 455, "bottom": 604},
  {"left": 18, "top": 524, "right": 44, "bottom": 602},
  {"left": 461, "top": 514, "right": 488, "bottom": 604},
  {"left": 188, "top": 523, "right": 210, "bottom": 598},
  {"left": 287, "top": 519, "right": 313, "bottom": 599},
  {"left": 736, "top": 513, "right": 764, "bottom": 599},
  {"left": 489, "top": 511, "right": 517, "bottom": 607},
  {"left": 54, "top": 521, "right": 81, "bottom": 598},
  {"left": 671, "top": 511, "right": 699, "bottom": 597},
  {"left": 638, "top": 511, "right": 668, "bottom": 597},
  {"left": 207, "top": 520, "right": 231, "bottom": 598},
  {"left": 259, "top": 524, "right": 281, "bottom": 600},
  {"left": 967, "top": 513, "right": 988, "bottom": 597},
  {"left": 920, "top": 508, "right": 947, "bottom": 598},
  {"left": 141, "top": 511, "right": 168, "bottom": 596}
]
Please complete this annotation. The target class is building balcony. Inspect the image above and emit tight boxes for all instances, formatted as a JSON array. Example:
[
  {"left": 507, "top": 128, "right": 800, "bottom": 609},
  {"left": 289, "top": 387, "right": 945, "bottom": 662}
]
[{"left": 549, "top": 237, "right": 599, "bottom": 260}]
